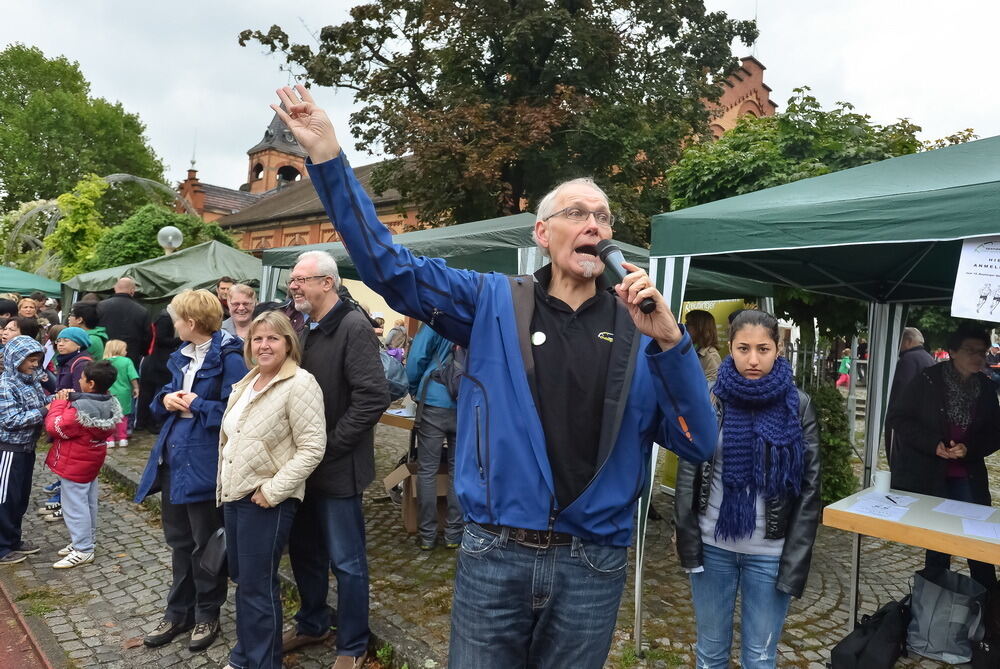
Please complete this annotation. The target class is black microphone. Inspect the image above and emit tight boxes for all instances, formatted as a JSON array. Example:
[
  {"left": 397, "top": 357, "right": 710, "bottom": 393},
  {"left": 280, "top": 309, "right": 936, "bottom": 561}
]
[{"left": 596, "top": 239, "right": 656, "bottom": 314}]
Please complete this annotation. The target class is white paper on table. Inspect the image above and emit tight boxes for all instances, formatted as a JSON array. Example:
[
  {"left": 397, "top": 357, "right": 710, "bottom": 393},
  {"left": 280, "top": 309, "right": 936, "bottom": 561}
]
[
  {"left": 961, "top": 519, "right": 1000, "bottom": 540},
  {"left": 847, "top": 498, "right": 910, "bottom": 521},
  {"left": 860, "top": 492, "right": 918, "bottom": 507},
  {"left": 932, "top": 499, "right": 996, "bottom": 521}
]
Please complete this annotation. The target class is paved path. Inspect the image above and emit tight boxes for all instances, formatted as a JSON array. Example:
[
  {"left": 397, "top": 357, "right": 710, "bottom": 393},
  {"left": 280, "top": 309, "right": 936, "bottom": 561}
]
[{"left": 1, "top": 425, "right": 993, "bottom": 668}]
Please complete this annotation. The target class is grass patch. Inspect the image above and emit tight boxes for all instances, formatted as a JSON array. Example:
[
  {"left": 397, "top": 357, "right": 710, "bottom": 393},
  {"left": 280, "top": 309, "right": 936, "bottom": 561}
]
[
  {"left": 643, "top": 648, "right": 685, "bottom": 666},
  {"left": 376, "top": 642, "right": 394, "bottom": 665},
  {"left": 617, "top": 646, "right": 639, "bottom": 668},
  {"left": 280, "top": 578, "right": 301, "bottom": 622},
  {"left": 15, "top": 586, "right": 91, "bottom": 616}
]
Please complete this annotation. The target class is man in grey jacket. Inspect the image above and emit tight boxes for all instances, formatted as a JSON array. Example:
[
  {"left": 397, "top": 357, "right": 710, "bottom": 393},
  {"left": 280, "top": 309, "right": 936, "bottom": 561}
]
[{"left": 280, "top": 250, "right": 390, "bottom": 669}]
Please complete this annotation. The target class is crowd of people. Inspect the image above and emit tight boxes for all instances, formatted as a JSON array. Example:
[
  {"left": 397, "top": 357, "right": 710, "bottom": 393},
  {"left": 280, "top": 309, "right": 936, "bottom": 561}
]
[{"left": 0, "top": 83, "right": 994, "bottom": 669}]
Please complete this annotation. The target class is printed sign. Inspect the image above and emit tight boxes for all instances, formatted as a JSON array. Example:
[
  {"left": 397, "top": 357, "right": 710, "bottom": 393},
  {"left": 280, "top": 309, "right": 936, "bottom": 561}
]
[{"left": 951, "top": 237, "right": 1000, "bottom": 322}]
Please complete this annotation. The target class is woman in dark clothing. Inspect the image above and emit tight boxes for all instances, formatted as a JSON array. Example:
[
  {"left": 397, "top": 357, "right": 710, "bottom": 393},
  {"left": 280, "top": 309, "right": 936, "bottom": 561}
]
[
  {"left": 136, "top": 310, "right": 181, "bottom": 433},
  {"left": 674, "top": 310, "right": 821, "bottom": 669},
  {"left": 888, "top": 325, "right": 999, "bottom": 588}
]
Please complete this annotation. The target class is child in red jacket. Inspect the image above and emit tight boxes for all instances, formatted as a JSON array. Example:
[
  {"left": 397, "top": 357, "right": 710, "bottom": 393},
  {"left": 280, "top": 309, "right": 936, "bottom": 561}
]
[{"left": 44, "top": 361, "right": 121, "bottom": 568}]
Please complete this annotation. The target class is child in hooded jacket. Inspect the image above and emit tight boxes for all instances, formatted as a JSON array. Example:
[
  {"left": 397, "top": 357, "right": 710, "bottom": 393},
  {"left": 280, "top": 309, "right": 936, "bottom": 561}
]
[
  {"left": 44, "top": 360, "right": 121, "bottom": 568},
  {"left": 0, "top": 336, "right": 50, "bottom": 564},
  {"left": 54, "top": 327, "right": 94, "bottom": 392}
]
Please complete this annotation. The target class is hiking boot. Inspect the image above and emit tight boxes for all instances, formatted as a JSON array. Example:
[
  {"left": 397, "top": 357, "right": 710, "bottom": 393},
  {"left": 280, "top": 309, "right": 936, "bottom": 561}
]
[
  {"left": 57, "top": 543, "right": 75, "bottom": 557},
  {"left": 418, "top": 537, "right": 436, "bottom": 551},
  {"left": 144, "top": 618, "right": 193, "bottom": 648},
  {"left": 281, "top": 628, "right": 331, "bottom": 654},
  {"left": 43, "top": 508, "right": 63, "bottom": 521},
  {"left": 0, "top": 551, "right": 27, "bottom": 565},
  {"left": 444, "top": 539, "right": 460, "bottom": 549},
  {"left": 52, "top": 550, "right": 94, "bottom": 569},
  {"left": 331, "top": 652, "right": 367, "bottom": 669},
  {"left": 14, "top": 540, "right": 40, "bottom": 555},
  {"left": 189, "top": 620, "right": 220, "bottom": 651}
]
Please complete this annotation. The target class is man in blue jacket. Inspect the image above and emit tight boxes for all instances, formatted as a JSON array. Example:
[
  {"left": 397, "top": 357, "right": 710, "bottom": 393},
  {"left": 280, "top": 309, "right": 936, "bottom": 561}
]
[
  {"left": 406, "top": 324, "right": 462, "bottom": 550},
  {"left": 272, "top": 85, "right": 717, "bottom": 669}
]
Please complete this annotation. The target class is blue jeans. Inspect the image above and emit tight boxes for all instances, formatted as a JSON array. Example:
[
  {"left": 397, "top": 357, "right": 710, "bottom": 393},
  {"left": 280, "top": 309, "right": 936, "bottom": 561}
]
[
  {"left": 288, "top": 493, "right": 369, "bottom": 656},
  {"left": 448, "top": 522, "right": 627, "bottom": 669},
  {"left": 224, "top": 495, "right": 298, "bottom": 669},
  {"left": 58, "top": 477, "right": 98, "bottom": 553},
  {"left": 689, "top": 543, "right": 791, "bottom": 669}
]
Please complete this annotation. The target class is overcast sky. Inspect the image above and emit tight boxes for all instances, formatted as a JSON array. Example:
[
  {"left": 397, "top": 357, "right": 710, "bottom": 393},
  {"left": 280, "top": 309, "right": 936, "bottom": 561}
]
[{"left": 4, "top": 1, "right": 997, "bottom": 191}]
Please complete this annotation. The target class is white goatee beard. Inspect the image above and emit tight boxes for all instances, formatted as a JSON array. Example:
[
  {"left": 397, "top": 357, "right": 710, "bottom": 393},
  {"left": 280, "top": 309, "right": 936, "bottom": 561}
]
[
  {"left": 293, "top": 299, "right": 313, "bottom": 314},
  {"left": 580, "top": 261, "right": 598, "bottom": 278}
]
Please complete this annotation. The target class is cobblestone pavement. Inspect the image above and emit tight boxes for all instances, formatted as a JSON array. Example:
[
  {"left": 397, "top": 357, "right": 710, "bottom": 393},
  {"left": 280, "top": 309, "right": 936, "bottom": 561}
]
[{"left": 1, "top": 424, "right": 995, "bottom": 668}]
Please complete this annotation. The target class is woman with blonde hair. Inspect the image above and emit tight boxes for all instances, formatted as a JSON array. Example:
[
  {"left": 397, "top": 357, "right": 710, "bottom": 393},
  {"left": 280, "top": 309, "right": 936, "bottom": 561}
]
[
  {"left": 218, "top": 310, "right": 326, "bottom": 669},
  {"left": 135, "top": 290, "right": 248, "bottom": 652},
  {"left": 685, "top": 309, "right": 722, "bottom": 383}
]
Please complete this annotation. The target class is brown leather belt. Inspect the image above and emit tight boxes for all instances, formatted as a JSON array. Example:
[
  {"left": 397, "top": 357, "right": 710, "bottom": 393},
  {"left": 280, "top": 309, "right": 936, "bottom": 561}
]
[{"left": 478, "top": 523, "right": 575, "bottom": 548}]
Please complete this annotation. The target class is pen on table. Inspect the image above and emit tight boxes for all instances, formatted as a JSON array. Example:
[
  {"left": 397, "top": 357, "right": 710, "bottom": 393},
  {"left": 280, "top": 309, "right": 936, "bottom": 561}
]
[{"left": 886, "top": 495, "right": 899, "bottom": 504}]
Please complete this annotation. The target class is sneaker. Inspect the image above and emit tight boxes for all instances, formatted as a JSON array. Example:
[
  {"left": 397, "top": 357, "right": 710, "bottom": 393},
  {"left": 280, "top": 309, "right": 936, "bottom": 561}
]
[
  {"left": 332, "top": 652, "right": 367, "bottom": 669},
  {"left": 189, "top": 620, "right": 220, "bottom": 651},
  {"left": 106, "top": 440, "right": 115, "bottom": 448},
  {"left": 13, "top": 540, "right": 40, "bottom": 555},
  {"left": 144, "top": 618, "right": 193, "bottom": 648},
  {"left": 45, "top": 492, "right": 61, "bottom": 504},
  {"left": 57, "top": 543, "right": 75, "bottom": 557},
  {"left": 42, "top": 480, "right": 61, "bottom": 493},
  {"left": 43, "top": 509, "right": 63, "bottom": 522},
  {"left": 37, "top": 501, "right": 60, "bottom": 515},
  {"left": 445, "top": 539, "right": 460, "bottom": 549},
  {"left": 52, "top": 550, "right": 94, "bottom": 569},
  {"left": 0, "top": 551, "right": 27, "bottom": 565},
  {"left": 118, "top": 439, "right": 128, "bottom": 448},
  {"left": 418, "top": 538, "right": 436, "bottom": 551},
  {"left": 281, "top": 628, "right": 331, "bottom": 654}
]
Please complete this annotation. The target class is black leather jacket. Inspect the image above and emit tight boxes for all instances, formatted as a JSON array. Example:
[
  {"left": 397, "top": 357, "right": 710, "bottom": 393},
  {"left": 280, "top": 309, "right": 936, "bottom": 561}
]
[{"left": 674, "top": 388, "right": 821, "bottom": 598}]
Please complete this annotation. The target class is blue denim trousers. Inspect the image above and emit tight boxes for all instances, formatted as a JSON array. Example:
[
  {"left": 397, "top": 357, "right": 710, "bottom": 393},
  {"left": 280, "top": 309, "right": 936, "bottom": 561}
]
[
  {"left": 689, "top": 543, "right": 791, "bottom": 669},
  {"left": 224, "top": 495, "right": 298, "bottom": 669},
  {"left": 288, "top": 493, "right": 369, "bottom": 656},
  {"left": 448, "top": 522, "right": 628, "bottom": 669}
]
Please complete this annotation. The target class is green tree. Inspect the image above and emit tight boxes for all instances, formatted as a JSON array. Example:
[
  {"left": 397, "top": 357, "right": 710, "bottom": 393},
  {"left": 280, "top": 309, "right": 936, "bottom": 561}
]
[
  {"left": 45, "top": 175, "right": 109, "bottom": 280},
  {"left": 240, "top": 0, "right": 757, "bottom": 245},
  {"left": 85, "top": 204, "right": 235, "bottom": 271},
  {"left": 0, "top": 44, "right": 165, "bottom": 216}
]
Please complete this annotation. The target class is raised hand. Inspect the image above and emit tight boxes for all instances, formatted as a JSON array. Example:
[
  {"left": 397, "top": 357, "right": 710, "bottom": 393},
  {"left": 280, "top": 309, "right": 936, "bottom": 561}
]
[
  {"left": 272, "top": 85, "right": 341, "bottom": 164},
  {"left": 614, "top": 261, "right": 682, "bottom": 351}
]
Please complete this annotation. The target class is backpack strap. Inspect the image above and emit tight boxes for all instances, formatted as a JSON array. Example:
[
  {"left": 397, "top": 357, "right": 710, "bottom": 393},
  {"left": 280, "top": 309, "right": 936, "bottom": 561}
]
[
  {"left": 506, "top": 274, "right": 540, "bottom": 411},
  {"left": 70, "top": 354, "right": 93, "bottom": 375}
]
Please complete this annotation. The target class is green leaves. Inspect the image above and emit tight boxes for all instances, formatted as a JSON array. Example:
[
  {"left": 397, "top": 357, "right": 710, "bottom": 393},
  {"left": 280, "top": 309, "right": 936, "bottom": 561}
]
[
  {"left": 241, "top": 0, "right": 756, "bottom": 245},
  {"left": 45, "top": 175, "right": 109, "bottom": 280},
  {"left": 0, "top": 44, "right": 164, "bottom": 211},
  {"left": 809, "top": 382, "right": 858, "bottom": 507}
]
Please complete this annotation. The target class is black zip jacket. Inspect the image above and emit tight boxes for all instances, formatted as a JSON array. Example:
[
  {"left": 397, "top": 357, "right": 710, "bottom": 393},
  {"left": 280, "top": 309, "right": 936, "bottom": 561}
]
[{"left": 674, "top": 388, "right": 821, "bottom": 598}]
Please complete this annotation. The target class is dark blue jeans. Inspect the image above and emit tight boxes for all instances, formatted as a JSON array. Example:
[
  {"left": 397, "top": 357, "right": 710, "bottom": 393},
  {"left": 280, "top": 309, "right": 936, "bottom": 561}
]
[
  {"left": 224, "top": 495, "right": 298, "bottom": 669},
  {"left": 925, "top": 476, "right": 998, "bottom": 588},
  {"left": 448, "top": 522, "right": 628, "bottom": 669},
  {"left": 288, "top": 493, "right": 369, "bottom": 656}
]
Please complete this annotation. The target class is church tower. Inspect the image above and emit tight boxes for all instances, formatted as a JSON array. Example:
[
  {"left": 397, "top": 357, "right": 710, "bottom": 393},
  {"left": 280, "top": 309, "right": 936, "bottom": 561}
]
[{"left": 243, "top": 109, "right": 308, "bottom": 194}]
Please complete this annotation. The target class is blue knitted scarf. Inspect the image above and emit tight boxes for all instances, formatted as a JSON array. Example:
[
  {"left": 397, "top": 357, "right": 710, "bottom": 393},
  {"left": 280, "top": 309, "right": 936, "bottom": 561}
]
[{"left": 711, "top": 355, "right": 803, "bottom": 541}]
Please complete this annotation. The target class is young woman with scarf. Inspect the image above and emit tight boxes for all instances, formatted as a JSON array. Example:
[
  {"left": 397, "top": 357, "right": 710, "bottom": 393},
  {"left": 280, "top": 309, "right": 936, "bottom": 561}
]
[
  {"left": 674, "top": 310, "right": 821, "bottom": 669},
  {"left": 888, "top": 325, "right": 999, "bottom": 589}
]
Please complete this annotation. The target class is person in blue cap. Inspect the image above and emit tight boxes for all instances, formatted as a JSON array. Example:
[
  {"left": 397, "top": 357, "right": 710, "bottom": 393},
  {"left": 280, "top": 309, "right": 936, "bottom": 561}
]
[{"left": 54, "top": 327, "right": 94, "bottom": 392}]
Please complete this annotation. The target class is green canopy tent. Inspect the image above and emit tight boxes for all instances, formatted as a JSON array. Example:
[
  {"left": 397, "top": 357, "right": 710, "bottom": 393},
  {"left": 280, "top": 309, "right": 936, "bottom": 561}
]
[
  {"left": 639, "top": 134, "right": 1000, "bottom": 646},
  {"left": 0, "top": 265, "right": 63, "bottom": 298},
  {"left": 261, "top": 212, "right": 772, "bottom": 301},
  {"left": 65, "top": 241, "right": 261, "bottom": 306}
]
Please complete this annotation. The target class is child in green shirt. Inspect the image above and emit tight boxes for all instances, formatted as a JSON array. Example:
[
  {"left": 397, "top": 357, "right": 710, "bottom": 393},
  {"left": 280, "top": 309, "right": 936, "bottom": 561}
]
[
  {"left": 836, "top": 348, "right": 851, "bottom": 388},
  {"left": 103, "top": 340, "right": 139, "bottom": 448}
]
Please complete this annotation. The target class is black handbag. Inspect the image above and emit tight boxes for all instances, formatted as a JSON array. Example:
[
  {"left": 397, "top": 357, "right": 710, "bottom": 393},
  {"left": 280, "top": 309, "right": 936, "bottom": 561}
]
[
  {"left": 200, "top": 527, "right": 227, "bottom": 576},
  {"left": 829, "top": 596, "right": 910, "bottom": 669},
  {"left": 972, "top": 638, "right": 1000, "bottom": 668}
]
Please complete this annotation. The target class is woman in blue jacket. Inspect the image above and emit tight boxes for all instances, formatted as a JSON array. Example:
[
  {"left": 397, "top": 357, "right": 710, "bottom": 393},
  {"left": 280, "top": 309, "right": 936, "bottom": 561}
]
[{"left": 135, "top": 290, "right": 247, "bottom": 653}]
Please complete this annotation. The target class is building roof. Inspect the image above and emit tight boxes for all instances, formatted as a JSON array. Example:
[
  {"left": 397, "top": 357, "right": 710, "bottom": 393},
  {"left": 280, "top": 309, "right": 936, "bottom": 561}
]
[
  {"left": 200, "top": 183, "right": 264, "bottom": 214},
  {"left": 246, "top": 109, "right": 309, "bottom": 158},
  {"left": 218, "top": 160, "right": 402, "bottom": 228}
]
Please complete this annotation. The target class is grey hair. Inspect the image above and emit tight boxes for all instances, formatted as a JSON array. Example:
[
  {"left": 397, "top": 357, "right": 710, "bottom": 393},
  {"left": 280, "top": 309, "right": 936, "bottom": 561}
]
[
  {"left": 901, "top": 326, "right": 924, "bottom": 346},
  {"left": 295, "top": 250, "right": 341, "bottom": 290},
  {"left": 228, "top": 283, "right": 256, "bottom": 300},
  {"left": 533, "top": 177, "right": 610, "bottom": 257}
]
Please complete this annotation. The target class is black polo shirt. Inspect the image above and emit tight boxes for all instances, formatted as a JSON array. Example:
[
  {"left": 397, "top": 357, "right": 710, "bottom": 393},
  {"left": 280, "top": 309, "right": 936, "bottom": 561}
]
[{"left": 531, "top": 266, "right": 616, "bottom": 509}]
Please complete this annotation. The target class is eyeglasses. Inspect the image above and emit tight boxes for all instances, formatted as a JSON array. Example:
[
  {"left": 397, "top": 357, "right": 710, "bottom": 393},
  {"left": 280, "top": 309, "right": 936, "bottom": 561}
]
[
  {"left": 543, "top": 207, "right": 615, "bottom": 229},
  {"left": 286, "top": 275, "right": 328, "bottom": 288}
]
